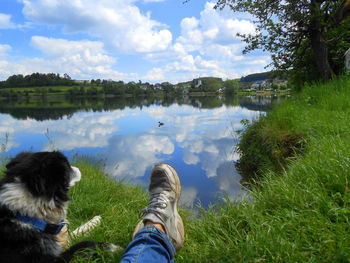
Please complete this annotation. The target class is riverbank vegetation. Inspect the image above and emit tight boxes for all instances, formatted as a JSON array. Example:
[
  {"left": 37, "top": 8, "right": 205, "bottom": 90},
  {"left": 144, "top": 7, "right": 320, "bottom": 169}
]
[{"left": 0, "top": 72, "right": 290, "bottom": 99}]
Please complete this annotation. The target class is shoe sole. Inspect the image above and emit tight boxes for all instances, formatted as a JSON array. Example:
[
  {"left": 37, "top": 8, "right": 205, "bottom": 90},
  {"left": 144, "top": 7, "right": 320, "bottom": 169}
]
[{"left": 133, "top": 163, "right": 185, "bottom": 251}]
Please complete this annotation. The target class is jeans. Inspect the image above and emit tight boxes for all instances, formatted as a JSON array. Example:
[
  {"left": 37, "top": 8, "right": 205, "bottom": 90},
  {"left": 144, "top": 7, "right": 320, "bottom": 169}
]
[{"left": 120, "top": 225, "right": 176, "bottom": 263}]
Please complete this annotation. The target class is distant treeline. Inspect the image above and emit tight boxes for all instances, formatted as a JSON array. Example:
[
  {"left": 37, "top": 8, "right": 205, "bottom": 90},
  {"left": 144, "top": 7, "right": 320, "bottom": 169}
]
[
  {"left": 0, "top": 73, "right": 75, "bottom": 88},
  {"left": 0, "top": 72, "right": 290, "bottom": 99},
  {"left": 0, "top": 73, "right": 240, "bottom": 98}
]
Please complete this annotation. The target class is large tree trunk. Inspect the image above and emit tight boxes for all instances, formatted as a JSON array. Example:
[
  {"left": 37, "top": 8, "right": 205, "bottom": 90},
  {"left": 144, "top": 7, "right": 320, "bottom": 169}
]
[
  {"left": 309, "top": 23, "right": 334, "bottom": 80},
  {"left": 309, "top": 0, "right": 334, "bottom": 81}
]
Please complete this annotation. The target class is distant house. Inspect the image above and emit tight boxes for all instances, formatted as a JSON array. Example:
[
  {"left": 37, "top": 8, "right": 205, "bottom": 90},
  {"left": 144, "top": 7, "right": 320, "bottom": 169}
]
[
  {"left": 345, "top": 48, "right": 350, "bottom": 70},
  {"left": 154, "top": 84, "right": 162, "bottom": 90},
  {"left": 251, "top": 81, "right": 264, "bottom": 89},
  {"left": 193, "top": 79, "right": 202, "bottom": 88},
  {"left": 217, "top": 87, "right": 226, "bottom": 93},
  {"left": 140, "top": 85, "right": 148, "bottom": 90}
]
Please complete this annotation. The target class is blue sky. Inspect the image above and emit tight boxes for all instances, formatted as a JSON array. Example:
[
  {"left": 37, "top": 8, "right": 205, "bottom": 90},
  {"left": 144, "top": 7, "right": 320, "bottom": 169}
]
[{"left": 0, "top": 0, "right": 270, "bottom": 83}]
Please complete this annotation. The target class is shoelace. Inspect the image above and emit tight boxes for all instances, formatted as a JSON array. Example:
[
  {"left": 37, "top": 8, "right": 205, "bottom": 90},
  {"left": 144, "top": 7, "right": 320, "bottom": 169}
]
[{"left": 140, "top": 192, "right": 169, "bottom": 218}]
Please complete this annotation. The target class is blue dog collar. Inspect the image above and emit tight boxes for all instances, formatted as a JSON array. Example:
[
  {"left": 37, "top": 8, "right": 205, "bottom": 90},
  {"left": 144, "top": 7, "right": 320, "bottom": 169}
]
[{"left": 16, "top": 214, "right": 66, "bottom": 235}]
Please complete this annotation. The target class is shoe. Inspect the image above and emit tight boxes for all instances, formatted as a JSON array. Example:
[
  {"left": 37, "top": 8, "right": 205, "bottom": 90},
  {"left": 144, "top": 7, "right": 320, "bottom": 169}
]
[{"left": 133, "top": 163, "right": 185, "bottom": 251}]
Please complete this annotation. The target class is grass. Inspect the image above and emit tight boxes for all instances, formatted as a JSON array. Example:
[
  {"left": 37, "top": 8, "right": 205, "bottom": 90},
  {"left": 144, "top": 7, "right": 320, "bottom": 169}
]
[
  {"left": 0, "top": 85, "right": 105, "bottom": 97},
  {"left": 1, "top": 76, "right": 350, "bottom": 262},
  {"left": 67, "top": 162, "right": 148, "bottom": 262}
]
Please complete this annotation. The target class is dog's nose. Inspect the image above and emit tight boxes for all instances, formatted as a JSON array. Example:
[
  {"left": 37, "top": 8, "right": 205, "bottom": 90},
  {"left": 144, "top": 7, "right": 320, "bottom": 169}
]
[{"left": 69, "top": 166, "right": 82, "bottom": 187}]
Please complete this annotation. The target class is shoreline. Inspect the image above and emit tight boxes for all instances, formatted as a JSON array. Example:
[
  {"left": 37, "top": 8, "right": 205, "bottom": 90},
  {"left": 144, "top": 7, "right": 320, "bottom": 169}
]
[{"left": 0, "top": 85, "right": 290, "bottom": 99}]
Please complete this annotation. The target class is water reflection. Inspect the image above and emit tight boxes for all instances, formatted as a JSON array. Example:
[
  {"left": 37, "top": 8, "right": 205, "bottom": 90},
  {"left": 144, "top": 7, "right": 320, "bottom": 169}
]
[{"left": 0, "top": 95, "right": 284, "bottom": 208}]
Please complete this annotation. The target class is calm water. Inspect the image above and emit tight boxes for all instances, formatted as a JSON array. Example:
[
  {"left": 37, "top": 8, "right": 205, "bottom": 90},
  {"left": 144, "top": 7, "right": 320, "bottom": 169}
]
[{"left": 0, "top": 95, "right": 284, "bottom": 208}]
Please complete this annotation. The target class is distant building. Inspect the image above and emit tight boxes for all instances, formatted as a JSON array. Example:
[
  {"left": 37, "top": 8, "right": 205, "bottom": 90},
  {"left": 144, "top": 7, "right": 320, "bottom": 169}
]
[
  {"left": 251, "top": 80, "right": 266, "bottom": 89},
  {"left": 154, "top": 84, "right": 162, "bottom": 90},
  {"left": 193, "top": 79, "right": 202, "bottom": 88},
  {"left": 217, "top": 87, "right": 226, "bottom": 93}
]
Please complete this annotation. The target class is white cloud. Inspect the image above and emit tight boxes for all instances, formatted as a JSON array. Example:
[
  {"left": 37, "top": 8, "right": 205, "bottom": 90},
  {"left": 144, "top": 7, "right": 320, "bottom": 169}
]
[
  {"left": 177, "top": 2, "right": 256, "bottom": 51},
  {"left": 0, "top": 37, "right": 132, "bottom": 80},
  {"left": 0, "top": 44, "right": 11, "bottom": 57},
  {"left": 143, "top": 1, "right": 269, "bottom": 83},
  {"left": 179, "top": 187, "right": 198, "bottom": 209},
  {"left": 104, "top": 134, "right": 174, "bottom": 179},
  {"left": 20, "top": 0, "right": 172, "bottom": 53},
  {"left": 0, "top": 14, "right": 16, "bottom": 29},
  {"left": 213, "top": 162, "right": 248, "bottom": 201}
]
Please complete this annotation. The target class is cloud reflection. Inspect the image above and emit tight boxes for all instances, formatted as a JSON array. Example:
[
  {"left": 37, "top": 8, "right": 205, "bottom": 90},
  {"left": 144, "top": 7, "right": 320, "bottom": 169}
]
[
  {"left": 213, "top": 162, "right": 248, "bottom": 201},
  {"left": 1, "top": 100, "right": 261, "bottom": 207},
  {"left": 104, "top": 134, "right": 174, "bottom": 179}
]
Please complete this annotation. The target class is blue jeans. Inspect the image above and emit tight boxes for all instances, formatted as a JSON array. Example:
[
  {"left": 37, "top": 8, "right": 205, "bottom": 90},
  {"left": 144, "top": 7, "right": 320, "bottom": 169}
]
[{"left": 120, "top": 225, "right": 176, "bottom": 263}]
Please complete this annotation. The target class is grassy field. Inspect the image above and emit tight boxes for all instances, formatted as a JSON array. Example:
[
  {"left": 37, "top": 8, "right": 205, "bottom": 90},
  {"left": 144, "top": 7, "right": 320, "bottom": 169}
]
[
  {"left": 1, "top": 76, "right": 350, "bottom": 262},
  {"left": 0, "top": 85, "right": 104, "bottom": 97}
]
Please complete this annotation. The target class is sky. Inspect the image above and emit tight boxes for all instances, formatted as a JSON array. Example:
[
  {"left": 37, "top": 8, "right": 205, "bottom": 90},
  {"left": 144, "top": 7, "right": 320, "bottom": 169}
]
[{"left": 0, "top": 0, "right": 270, "bottom": 83}]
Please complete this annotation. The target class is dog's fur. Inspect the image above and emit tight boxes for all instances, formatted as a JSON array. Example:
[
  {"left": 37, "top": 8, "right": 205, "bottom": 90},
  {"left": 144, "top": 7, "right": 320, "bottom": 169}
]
[{"left": 0, "top": 151, "right": 106, "bottom": 263}]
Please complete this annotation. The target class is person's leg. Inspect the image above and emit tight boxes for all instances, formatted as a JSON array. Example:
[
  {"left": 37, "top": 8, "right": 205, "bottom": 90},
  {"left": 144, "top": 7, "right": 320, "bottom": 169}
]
[
  {"left": 120, "top": 225, "right": 175, "bottom": 263},
  {"left": 120, "top": 164, "right": 184, "bottom": 263}
]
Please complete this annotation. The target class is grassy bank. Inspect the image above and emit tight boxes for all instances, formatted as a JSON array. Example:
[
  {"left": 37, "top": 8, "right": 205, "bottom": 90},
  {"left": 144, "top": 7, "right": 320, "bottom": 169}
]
[{"left": 70, "top": 76, "right": 350, "bottom": 262}]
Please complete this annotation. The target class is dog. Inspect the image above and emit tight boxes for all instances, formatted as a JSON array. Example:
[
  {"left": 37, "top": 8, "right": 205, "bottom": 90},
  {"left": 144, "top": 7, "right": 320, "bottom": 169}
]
[{"left": 0, "top": 151, "right": 112, "bottom": 263}]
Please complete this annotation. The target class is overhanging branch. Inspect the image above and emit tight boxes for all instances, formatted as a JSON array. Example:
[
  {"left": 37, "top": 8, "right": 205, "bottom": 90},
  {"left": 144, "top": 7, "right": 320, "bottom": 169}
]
[{"left": 333, "top": 0, "right": 350, "bottom": 24}]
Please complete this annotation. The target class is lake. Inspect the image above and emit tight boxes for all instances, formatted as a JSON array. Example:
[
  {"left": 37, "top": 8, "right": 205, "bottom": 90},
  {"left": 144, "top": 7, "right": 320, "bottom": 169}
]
[{"left": 0, "top": 95, "right": 284, "bottom": 208}]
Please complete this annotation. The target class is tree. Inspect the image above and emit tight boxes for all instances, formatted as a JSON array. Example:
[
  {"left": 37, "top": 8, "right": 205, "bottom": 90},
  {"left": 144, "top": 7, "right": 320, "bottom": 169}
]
[
  {"left": 223, "top": 79, "right": 239, "bottom": 94},
  {"left": 202, "top": 77, "right": 222, "bottom": 91},
  {"left": 215, "top": 0, "right": 350, "bottom": 82}
]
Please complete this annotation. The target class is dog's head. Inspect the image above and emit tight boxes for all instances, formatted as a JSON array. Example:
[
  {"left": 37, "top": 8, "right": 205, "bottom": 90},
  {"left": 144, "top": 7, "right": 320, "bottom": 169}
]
[{"left": 4, "top": 151, "right": 81, "bottom": 205}]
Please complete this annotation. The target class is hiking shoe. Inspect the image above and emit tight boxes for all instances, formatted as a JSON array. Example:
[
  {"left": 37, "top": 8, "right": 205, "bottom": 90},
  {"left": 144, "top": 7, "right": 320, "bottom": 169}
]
[{"left": 133, "top": 163, "right": 185, "bottom": 251}]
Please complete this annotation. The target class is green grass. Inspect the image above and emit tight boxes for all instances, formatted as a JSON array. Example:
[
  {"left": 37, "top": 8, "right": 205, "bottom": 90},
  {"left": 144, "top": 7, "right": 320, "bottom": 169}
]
[
  {"left": 0, "top": 85, "right": 104, "bottom": 97},
  {"left": 2, "top": 76, "right": 350, "bottom": 262},
  {"left": 67, "top": 162, "right": 148, "bottom": 262}
]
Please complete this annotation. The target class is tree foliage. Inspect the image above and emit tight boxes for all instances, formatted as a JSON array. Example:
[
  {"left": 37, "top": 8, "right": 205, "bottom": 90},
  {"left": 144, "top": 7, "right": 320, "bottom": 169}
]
[
  {"left": 0, "top": 73, "right": 74, "bottom": 88},
  {"left": 215, "top": 0, "right": 350, "bottom": 84}
]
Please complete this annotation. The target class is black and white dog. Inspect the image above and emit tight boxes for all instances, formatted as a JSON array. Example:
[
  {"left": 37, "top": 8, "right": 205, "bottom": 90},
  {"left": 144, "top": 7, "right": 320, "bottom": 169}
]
[{"left": 0, "top": 151, "right": 109, "bottom": 263}]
